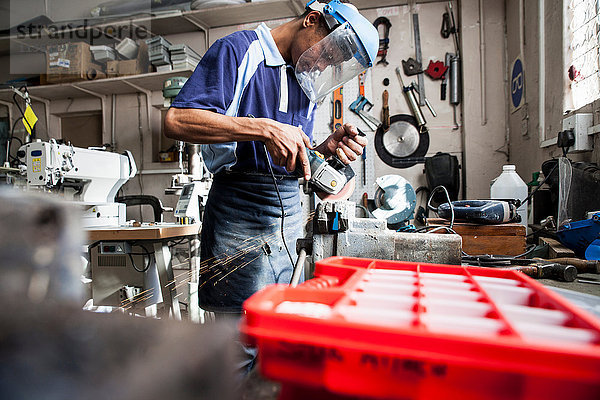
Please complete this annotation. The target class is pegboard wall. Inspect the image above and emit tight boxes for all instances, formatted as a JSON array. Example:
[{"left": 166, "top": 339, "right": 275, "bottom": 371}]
[
  {"left": 311, "top": 70, "right": 379, "bottom": 204},
  {"left": 310, "top": 3, "right": 466, "bottom": 207}
]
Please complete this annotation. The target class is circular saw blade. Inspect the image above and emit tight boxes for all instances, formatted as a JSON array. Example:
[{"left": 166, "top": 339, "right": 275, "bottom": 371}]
[
  {"left": 382, "top": 121, "right": 420, "bottom": 158},
  {"left": 375, "top": 114, "right": 430, "bottom": 169}
]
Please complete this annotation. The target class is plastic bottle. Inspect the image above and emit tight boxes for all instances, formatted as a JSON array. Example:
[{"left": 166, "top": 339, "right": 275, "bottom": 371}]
[{"left": 490, "top": 165, "right": 528, "bottom": 228}]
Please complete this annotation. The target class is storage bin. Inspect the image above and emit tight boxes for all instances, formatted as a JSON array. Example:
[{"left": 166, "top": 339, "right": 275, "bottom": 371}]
[{"left": 241, "top": 256, "right": 600, "bottom": 400}]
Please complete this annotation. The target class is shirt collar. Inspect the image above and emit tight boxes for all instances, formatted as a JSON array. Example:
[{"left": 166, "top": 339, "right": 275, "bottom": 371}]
[{"left": 255, "top": 23, "right": 286, "bottom": 67}]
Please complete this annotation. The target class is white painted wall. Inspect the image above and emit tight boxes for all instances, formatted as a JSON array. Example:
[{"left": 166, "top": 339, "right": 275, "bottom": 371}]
[{"left": 505, "top": 0, "right": 599, "bottom": 182}]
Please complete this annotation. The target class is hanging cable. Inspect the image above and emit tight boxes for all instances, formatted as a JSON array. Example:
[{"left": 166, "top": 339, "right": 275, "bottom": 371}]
[
  {"left": 426, "top": 185, "right": 455, "bottom": 229},
  {"left": 263, "top": 142, "right": 295, "bottom": 271},
  {"left": 247, "top": 114, "right": 295, "bottom": 273}
]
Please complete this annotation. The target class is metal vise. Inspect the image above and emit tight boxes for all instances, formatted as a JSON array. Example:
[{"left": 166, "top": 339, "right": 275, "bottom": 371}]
[{"left": 302, "top": 201, "right": 462, "bottom": 272}]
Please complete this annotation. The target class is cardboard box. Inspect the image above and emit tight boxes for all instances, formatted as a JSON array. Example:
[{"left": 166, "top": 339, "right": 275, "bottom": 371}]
[
  {"left": 46, "top": 42, "right": 104, "bottom": 84},
  {"left": 105, "top": 42, "right": 150, "bottom": 77},
  {"left": 106, "top": 60, "right": 119, "bottom": 77}
]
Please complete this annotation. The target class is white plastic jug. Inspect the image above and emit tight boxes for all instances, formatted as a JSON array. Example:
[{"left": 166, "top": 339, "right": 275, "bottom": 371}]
[{"left": 490, "top": 165, "right": 528, "bottom": 228}]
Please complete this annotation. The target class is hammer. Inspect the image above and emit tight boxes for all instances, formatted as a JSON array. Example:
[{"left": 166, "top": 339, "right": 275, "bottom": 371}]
[
  {"left": 504, "top": 263, "right": 577, "bottom": 282},
  {"left": 533, "top": 257, "right": 600, "bottom": 274}
]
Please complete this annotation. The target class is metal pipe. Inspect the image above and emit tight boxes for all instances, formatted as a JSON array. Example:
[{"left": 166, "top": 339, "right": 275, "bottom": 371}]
[
  {"left": 395, "top": 67, "right": 427, "bottom": 128},
  {"left": 479, "top": 0, "right": 487, "bottom": 125},
  {"left": 111, "top": 94, "right": 116, "bottom": 149},
  {"left": 187, "top": 144, "right": 202, "bottom": 178},
  {"left": 290, "top": 248, "right": 307, "bottom": 287},
  {"left": 538, "top": 0, "right": 545, "bottom": 145},
  {"left": 450, "top": 55, "right": 460, "bottom": 105}
]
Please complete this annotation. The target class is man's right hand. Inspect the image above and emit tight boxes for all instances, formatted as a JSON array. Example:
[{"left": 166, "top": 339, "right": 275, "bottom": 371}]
[
  {"left": 164, "top": 109, "right": 312, "bottom": 180},
  {"left": 261, "top": 118, "right": 312, "bottom": 181}
]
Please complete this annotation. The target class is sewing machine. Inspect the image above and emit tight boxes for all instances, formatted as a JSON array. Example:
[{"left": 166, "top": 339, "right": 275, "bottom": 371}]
[{"left": 17, "top": 139, "right": 137, "bottom": 227}]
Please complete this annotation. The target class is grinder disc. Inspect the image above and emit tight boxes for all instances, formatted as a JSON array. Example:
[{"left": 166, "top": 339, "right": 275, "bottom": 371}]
[
  {"left": 375, "top": 114, "right": 429, "bottom": 169},
  {"left": 316, "top": 177, "right": 355, "bottom": 201}
]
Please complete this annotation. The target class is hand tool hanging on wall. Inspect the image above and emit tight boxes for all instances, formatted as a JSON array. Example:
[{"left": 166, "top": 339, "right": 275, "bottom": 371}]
[
  {"left": 402, "top": 58, "right": 422, "bottom": 76},
  {"left": 358, "top": 127, "right": 367, "bottom": 186},
  {"left": 395, "top": 67, "right": 436, "bottom": 131},
  {"left": 441, "top": 53, "right": 451, "bottom": 101},
  {"left": 425, "top": 60, "right": 448, "bottom": 80},
  {"left": 412, "top": 13, "right": 425, "bottom": 106},
  {"left": 350, "top": 72, "right": 381, "bottom": 131},
  {"left": 358, "top": 71, "right": 366, "bottom": 96},
  {"left": 332, "top": 86, "right": 344, "bottom": 131},
  {"left": 444, "top": 1, "right": 462, "bottom": 130},
  {"left": 448, "top": 52, "right": 461, "bottom": 130},
  {"left": 425, "top": 60, "right": 448, "bottom": 103},
  {"left": 331, "top": 65, "right": 344, "bottom": 131},
  {"left": 381, "top": 90, "right": 390, "bottom": 130},
  {"left": 349, "top": 96, "right": 381, "bottom": 131},
  {"left": 440, "top": 8, "right": 456, "bottom": 40},
  {"left": 373, "top": 17, "right": 392, "bottom": 66},
  {"left": 447, "top": 1, "right": 461, "bottom": 56}
]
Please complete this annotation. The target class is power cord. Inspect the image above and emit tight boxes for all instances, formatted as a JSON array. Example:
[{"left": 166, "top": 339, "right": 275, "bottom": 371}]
[
  {"left": 516, "top": 161, "right": 559, "bottom": 209},
  {"left": 247, "top": 114, "right": 295, "bottom": 273},
  {"left": 128, "top": 243, "right": 153, "bottom": 273},
  {"left": 262, "top": 142, "right": 295, "bottom": 271},
  {"left": 425, "top": 185, "right": 455, "bottom": 229}
]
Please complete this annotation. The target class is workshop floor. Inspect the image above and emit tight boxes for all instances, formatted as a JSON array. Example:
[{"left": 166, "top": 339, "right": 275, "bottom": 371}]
[{"left": 540, "top": 273, "right": 600, "bottom": 296}]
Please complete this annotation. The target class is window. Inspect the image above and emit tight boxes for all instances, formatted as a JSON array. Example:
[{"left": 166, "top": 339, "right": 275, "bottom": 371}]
[{"left": 564, "top": 0, "right": 600, "bottom": 111}]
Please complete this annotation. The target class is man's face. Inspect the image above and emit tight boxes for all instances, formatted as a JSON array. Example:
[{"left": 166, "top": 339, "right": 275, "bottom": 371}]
[
  {"left": 296, "top": 28, "right": 352, "bottom": 77},
  {"left": 291, "top": 12, "right": 330, "bottom": 67}
]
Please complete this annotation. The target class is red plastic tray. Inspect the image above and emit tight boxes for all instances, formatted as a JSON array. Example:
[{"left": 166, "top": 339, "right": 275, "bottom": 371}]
[{"left": 241, "top": 257, "right": 600, "bottom": 400}]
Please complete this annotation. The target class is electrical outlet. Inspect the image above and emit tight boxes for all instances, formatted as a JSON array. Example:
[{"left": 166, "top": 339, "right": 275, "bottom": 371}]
[
  {"left": 562, "top": 113, "right": 593, "bottom": 152},
  {"left": 120, "top": 286, "right": 142, "bottom": 302}
]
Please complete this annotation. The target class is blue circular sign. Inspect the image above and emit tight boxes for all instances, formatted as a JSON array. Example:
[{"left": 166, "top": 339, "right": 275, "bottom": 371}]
[{"left": 511, "top": 58, "right": 524, "bottom": 109}]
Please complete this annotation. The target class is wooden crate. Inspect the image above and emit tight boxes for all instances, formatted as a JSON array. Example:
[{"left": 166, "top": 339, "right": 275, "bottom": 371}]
[{"left": 428, "top": 218, "right": 526, "bottom": 256}]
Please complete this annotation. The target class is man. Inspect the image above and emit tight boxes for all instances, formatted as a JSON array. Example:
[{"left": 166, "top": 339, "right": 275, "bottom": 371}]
[{"left": 165, "top": 1, "right": 377, "bottom": 319}]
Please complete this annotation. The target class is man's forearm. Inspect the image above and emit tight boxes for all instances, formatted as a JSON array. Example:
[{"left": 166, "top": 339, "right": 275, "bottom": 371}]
[{"left": 164, "top": 108, "right": 268, "bottom": 144}]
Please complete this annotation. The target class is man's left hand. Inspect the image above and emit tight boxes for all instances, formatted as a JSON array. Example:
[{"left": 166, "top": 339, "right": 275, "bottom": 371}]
[{"left": 317, "top": 123, "right": 366, "bottom": 164}]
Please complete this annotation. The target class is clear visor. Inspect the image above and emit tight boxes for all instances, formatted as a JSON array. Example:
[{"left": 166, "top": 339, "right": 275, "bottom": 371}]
[{"left": 295, "top": 22, "right": 370, "bottom": 103}]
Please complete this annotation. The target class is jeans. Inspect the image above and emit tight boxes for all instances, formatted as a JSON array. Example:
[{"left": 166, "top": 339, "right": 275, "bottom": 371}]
[
  {"left": 199, "top": 172, "right": 304, "bottom": 313},
  {"left": 212, "top": 311, "right": 259, "bottom": 380}
]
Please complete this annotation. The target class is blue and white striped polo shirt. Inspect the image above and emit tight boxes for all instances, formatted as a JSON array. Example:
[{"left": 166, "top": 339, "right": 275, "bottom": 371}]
[{"left": 171, "top": 23, "right": 316, "bottom": 175}]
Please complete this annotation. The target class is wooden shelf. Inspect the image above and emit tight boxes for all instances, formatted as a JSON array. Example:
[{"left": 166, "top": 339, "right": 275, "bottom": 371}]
[
  {"left": 1, "top": 0, "right": 442, "bottom": 57},
  {"left": 0, "top": 69, "right": 194, "bottom": 102}
]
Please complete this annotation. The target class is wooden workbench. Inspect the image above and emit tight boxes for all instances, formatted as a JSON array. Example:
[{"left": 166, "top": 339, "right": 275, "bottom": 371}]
[
  {"left": 428, "top": 218, "right": 526, "bottom": 256},
  {"left": 86, "top": 223, "right": 200, "bottom": 242}
]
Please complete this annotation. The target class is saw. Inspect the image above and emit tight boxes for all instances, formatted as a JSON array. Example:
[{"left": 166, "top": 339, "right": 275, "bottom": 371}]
[{"left": 374, "top": 114, "right": 429, "bottom": 169}]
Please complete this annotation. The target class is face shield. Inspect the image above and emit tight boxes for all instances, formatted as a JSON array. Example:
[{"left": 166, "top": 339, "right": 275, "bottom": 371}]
[{"left": 295, "top": 21, "right": 371, "bottom": 103}]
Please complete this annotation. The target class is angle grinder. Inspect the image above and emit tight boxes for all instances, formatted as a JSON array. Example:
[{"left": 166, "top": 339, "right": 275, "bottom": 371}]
[{"left": 302, "top": 149, "right": 356, "bottom": 201}]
